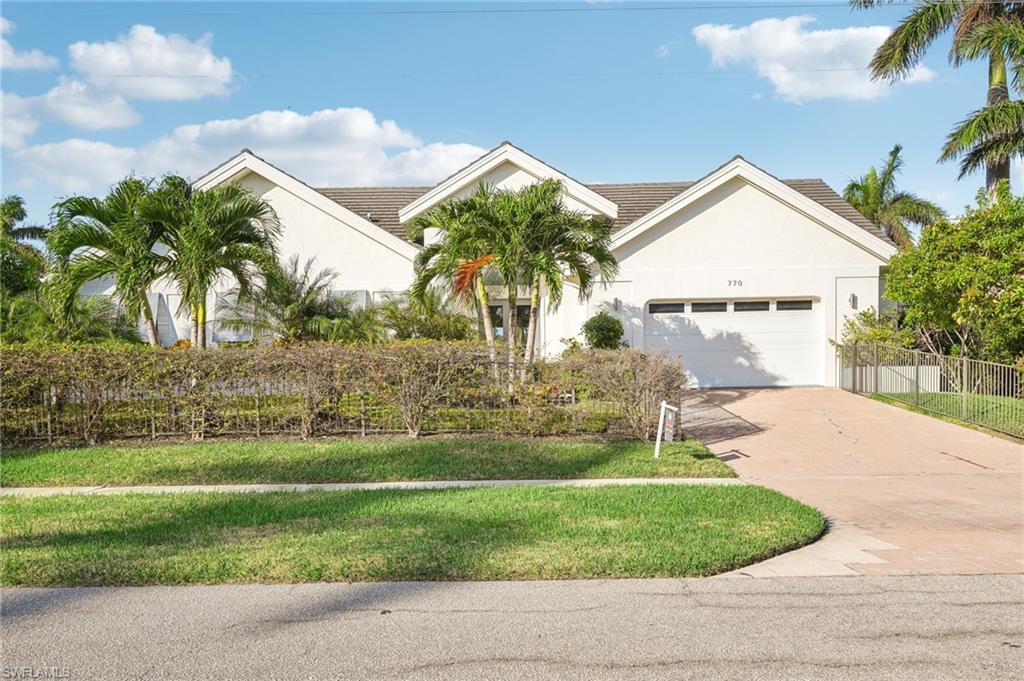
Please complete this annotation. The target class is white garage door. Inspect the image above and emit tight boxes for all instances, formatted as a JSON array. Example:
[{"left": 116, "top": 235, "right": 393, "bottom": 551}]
[{"left": 644, "top": 299, "right": 823, "bottom": 388}]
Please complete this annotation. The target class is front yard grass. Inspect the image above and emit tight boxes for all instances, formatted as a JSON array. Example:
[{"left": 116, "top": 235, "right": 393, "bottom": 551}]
[
  {"left": 872, "top": 393, "right": 1023, "bottom": 440},
  {"left": 0, "top": 485, "right": 823, "bottom": 586},
  {"left": 0, "top": 438, "right": 733, "bottom": 488}
]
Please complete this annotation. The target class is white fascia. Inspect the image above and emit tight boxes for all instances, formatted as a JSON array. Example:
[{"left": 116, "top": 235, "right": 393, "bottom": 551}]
[
  {"left": 397, "top": 142, "right": 619, "bottom": 224},
  {"left": 610, "top": 156, "right": 897, "bottom": 263},
  {"left": 193, "top": 150, "right": 420, "bottom": 262}
]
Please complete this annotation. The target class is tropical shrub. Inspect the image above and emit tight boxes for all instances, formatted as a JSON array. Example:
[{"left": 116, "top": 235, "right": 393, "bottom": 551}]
[
  {"left": 556, "top": 348, "right": 688, "bottom": 440},
  {"left": 581, "top": 311, "right": 626, "bottom": 349},
  {"left": 837, "top": 307, "right": 917, "bottom": 349},
  {"left": 885, "top": 183, "right": 1024, "bottom": 363}
]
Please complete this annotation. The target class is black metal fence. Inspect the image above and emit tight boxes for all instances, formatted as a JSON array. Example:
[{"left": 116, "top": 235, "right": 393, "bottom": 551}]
[{"left": 835, "top": 343, "right": 1023, "bottom": 438}]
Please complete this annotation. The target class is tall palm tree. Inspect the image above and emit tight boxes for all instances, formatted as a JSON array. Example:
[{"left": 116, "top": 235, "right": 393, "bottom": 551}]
[
  {"left": 1, "top": 195, "right": 47, "bottom": 263},
  {"left": 148, "top": 177, "right": 281, "bottom": 349},
  {"left": 941, "top": 16, "right": 1024, "bottom": 177},
  {"left": 408, "top": 186, "right": 499, "bottom": 349},
  {"left": 217, "top": 255, "right": 347, "bottom": 343},
  {"left": 47, "top": 178, "right": 164, "bottom": 345},
  {"left": 853, "top": 1, "right": 1023, "bottom": 191},
  {"left": 843, "top": 145, "right": 946, "bottom": 249},
  {"left": 513, "top": 180, "right": 619, "bottom": 367}
]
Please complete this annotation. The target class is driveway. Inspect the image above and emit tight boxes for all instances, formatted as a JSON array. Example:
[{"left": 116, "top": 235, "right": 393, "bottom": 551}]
[{"left": 680, "top": 388, "right": 1023, "bottom": 576}]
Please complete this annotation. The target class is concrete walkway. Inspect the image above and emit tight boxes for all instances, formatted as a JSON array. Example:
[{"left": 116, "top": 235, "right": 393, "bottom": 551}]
[
  {"left": 0, "top": 476, "right": 744, "bottom": 497},
  {"left": 682, "top": 388, "right": 1023, "bottom": 577}
]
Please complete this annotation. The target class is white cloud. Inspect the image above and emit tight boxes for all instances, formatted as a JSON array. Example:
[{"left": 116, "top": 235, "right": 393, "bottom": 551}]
[
  {"left": 36, "top": 78, "right": 140, "bottom": 130},
  {"left": 1, "top": 92, "right": 39, "bottom": 148},
  {"left": 656, "top": 41, "right": 678, "bottom": 59},
  {"left": 11, "top": 107, "right": 486, "bottom": 192},
  {"left": 11, "top": 139, "right": 137, "bottom": 193},
  {"left": 1, "top": 18, "right": 59, "bottom": 71},
  {"left": 693, "top": 16, "right": 934, "bottom": 102},
  {"left": 69, "top": 25, "right": 232, "bottom": 101}
]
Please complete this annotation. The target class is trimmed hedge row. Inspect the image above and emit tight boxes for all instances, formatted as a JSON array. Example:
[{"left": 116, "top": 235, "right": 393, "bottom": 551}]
[{"left": 1, "top": 342, "right": 688, "bottom": 446}]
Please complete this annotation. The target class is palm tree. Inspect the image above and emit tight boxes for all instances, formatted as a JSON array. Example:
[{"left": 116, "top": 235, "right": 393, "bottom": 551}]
[
  {"left": 47, "top": 178, "right": 164, "bottom": 345},
  {"left": 513, "top": 180, "right": 619, "bottom": 367},
  {"left": 1, "top": 288, "right": 139, "bottom": 344},
  {"left": 1, "top": 195, "right": 47, "bottom": 264},
  {"left": 217, "top": 255, "right": 348, "bottom": 343},
  {"left": 318, "top": 306, "right": 386, "bottom": 343},
  {"left": 853, "top": 1, "right": 1023, "bottom": 191},
  {"left": 843, "top": 145, "right": 945, "bottom": 249},
  {"left": 377, "top": 287, "right": 474, "bottom": 340},
  {"left": 408, "top": 186, "right": 499, "bottom": 349},
  {"left": 941, "top": 16, "right": 1024, "bottom": 178},
  {"left": 148, "top": 177, "right": 281, "bottom": 349}
]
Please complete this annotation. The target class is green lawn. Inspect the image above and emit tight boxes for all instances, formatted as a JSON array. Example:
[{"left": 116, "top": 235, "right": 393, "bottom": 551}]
[
  {"left": 0, "top": 485, "right": 824, "bottom": 586},
  {"left": 0, "top": 438, "right": 733, "bottom": 488},
  {"left": 875, "top": 392, "right": 1023, "bottom": 438}
]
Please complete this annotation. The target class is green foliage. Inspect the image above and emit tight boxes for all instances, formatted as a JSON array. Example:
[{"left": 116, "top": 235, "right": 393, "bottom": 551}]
[
  {"left": 837, "top": 307, "right": 917, "bottom": 349},
  {"left": 0, "top": 241, "right": 43, "bottom": 297},
  {"left": 581, "top": 311, "right": 626, "bottom": 349},
  {"left": 0, "top": 292, "right": 141, "bottom": 346},
  {"left": 843, "top": 144, "right": 945, "bottom": 249},
  {"left": 376, "top": 288, "right": 473, "bottom": 341},
  {"left": 884, "top": 182, "right": 1024, "bottom": 362},
  {"left": 47, "top": 178, "right": 164, "bottom": 345},
  {"left": 0, "top": 341, "right": 681, "bottom": 446}
]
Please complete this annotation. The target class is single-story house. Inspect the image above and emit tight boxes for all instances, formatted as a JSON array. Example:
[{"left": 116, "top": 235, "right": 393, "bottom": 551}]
[{"left": 109, "top": 141, "right": 897, "bottom": 388}]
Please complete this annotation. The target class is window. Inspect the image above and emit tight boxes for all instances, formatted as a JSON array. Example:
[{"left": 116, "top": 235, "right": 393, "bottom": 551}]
[
  {"left": 776, "top": 299, "right": 813, "bottom": 311},
  {"left": 648, "top": 302, "right": 686, "bottom": 314},
  {"left": 734, "top": 301, "right": 770, "bottom": 312},
  {"left": 691, "top": 301, "right": 727, "bottom": 313},
  {"left": 489, "top": 305, "right": 505, "bottom": 339}
]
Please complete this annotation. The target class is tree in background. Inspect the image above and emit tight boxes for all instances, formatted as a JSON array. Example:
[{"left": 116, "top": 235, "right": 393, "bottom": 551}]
[
  {"left": 47, "top": 179, "right": 164, "bottom": 346},
  {"left": 147, "top": 177, "right": 281, "bottom": 349},
  {"left": 941, "top": 15, "right": 1024, "bottom": 181},
  {"left": 843, "top": 144, "right": 945, "bottom": 249},
  {"left": 854, "top": 0, "right": 1023, "bottom": 191},
  {"left": 1, "top": 196, "right": 46, "bottom": 297},
  {"left": 884, "top": 182, "right": 1024, "bottom": 363}
]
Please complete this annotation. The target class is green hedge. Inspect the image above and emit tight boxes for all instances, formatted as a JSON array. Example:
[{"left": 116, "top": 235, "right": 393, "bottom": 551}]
[{"left": 1, "top": 341, "right": 688, "bottom": 446}]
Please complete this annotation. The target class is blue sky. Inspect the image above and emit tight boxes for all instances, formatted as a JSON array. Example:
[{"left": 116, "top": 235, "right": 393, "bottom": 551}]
[{"left": 2, "top": 1, "right": 1018, "bottom": 228}]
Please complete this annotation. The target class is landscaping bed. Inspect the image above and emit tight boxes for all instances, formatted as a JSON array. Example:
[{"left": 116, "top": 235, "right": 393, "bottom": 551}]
[
  {"left": 0, "top": 438, "right": 732, "bottom": 487},
  {"left": 0, "top": 485, "right": 823, "bottom": 586}
]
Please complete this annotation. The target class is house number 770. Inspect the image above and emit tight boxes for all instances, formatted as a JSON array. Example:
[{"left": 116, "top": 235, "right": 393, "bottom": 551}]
[{"left": 728, "top": 279, "right": 743, "bottom": 287}]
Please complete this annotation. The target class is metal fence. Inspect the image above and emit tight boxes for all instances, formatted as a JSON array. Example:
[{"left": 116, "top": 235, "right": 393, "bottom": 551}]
[{"left": 835, "top": 344, "right": 1024, "bottom": 438}]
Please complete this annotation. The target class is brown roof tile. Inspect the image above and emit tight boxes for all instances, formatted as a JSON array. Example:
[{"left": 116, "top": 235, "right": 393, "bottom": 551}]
[{"left": 315, "top": 178, "right": 890, "bottom": 246}]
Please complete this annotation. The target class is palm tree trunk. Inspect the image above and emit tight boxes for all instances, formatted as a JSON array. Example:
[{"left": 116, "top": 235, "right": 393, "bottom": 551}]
[
  {"left": 197, "top": 301, "right": 207, "bottom": 349},
  {"left": 506, "top": 289, "right": 518, "bottom": 391},
  {"left": 522, "top": 276, "right": 541, "bottom": 377},
  {"left": 190, "top": 309, "right": 198, "bottom": 347},
  {"left": 140, "top": 292, "right": 159, "bottom": 347},
  {"left": 986, "top": 52, "right": 1011, "bottom": 194},
  {"left": 475, "top": 276, "right": 498, "bottom": 375}
]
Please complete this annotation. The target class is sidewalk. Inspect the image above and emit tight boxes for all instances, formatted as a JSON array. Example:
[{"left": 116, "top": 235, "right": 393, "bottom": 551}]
[{"left": 0, "top": 476, "right": 745, "bottom": 497}]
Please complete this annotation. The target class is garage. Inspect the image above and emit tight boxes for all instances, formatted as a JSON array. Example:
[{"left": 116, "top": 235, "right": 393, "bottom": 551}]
[{"left": 643, "top": 299, "right": 823, "bottom": 388}]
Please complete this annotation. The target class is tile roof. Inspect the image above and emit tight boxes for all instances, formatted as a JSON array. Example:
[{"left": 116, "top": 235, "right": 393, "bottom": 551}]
[{"left": 315, "top": 178, "right": 890, "bottom": 246}]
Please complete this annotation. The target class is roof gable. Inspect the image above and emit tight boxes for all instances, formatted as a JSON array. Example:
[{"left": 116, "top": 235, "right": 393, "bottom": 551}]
[
  {"left": 608, "top": 156, "right": 896, "bottom": 262},
  {"left": 396, "top": 141, "right": 619, "bottom": 224},
  {"left": 192, "top": 149, "right": 420, "bottom": 262}
]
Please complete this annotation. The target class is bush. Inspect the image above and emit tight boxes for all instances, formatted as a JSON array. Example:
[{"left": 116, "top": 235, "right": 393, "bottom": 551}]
[
  {"left": 581, "top": 312, "right": 626, "bottom": 349},
  {"left": 556, "top": 348, "right": 688, "bottom": 440},
  {"left": 837, "top": 307, "right": 916, "bottom": 349},
  {"left": 1, "top": 341, "right": 686, "bottom": 446}
]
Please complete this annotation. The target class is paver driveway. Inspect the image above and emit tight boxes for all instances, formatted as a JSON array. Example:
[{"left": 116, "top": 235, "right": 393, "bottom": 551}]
[{"left": 679, "top": 388, "right": 1023, "bottom": 577}]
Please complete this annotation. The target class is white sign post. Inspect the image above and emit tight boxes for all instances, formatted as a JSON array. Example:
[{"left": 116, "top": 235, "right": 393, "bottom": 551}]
[{"left": 654, "top": 400, "right": 679, "bottom": 458}]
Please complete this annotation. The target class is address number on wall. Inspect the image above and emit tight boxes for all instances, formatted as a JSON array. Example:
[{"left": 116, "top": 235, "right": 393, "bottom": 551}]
[{"left": 727, "top": 279, "right": 743, "bottom": 287}]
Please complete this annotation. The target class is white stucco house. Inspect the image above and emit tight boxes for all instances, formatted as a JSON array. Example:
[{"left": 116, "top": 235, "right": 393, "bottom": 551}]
[{"left": 113, "top": 141, "right": 896, "bottom": 388}]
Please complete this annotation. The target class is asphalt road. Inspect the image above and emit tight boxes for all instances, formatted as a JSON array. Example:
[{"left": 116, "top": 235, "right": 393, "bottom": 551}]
[{"left": 2, "top": 575, "right": 1022, "bottom": 680}]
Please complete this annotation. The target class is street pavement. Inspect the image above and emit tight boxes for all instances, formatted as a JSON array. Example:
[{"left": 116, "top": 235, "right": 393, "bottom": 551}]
[{"left": 3, "top": 574, "right": 1022, "bottom": 680}]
